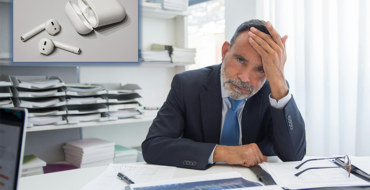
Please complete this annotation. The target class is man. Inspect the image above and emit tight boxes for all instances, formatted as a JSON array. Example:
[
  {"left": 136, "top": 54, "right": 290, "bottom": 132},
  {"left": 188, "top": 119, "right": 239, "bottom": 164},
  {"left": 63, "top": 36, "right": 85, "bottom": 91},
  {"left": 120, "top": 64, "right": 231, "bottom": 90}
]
[{"left": 142, "top": 19, "right": 306, "bottom": 170}]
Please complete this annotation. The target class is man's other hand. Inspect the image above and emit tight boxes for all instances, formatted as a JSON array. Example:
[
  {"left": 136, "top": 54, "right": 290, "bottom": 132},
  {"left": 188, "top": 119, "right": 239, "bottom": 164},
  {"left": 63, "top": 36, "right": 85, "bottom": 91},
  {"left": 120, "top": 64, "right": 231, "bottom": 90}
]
[{"left": 213, "top": 143, "right": 268, "bottom": 167}]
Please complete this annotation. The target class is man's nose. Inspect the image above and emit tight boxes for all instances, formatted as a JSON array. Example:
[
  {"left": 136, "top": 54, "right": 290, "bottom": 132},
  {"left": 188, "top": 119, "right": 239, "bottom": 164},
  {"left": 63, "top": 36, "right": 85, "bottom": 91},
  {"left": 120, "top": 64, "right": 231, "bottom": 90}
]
[{"left": 238, "top": 69, "right": 251, "bottom": 83}]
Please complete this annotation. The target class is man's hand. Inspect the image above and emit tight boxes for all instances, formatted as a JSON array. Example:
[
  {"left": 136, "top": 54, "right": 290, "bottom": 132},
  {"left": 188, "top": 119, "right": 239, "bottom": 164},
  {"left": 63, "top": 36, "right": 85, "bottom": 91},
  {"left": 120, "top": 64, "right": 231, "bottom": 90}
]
[
  {"left": 213, "top": 143, "right": 268, "bottom": 167},
  {"left": 248, "top": 21, "right": 289, "bottom": 100}
]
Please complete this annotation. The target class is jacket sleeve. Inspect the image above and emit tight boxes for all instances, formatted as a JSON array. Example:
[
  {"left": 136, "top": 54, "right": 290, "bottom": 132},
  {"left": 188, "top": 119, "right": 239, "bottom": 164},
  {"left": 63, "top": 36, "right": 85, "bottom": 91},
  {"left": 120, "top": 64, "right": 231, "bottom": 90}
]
[
  {"left": 141, "top": 74, "right": 217, "bottom": 170},
  {"left": 269, "top": 95, "right": 306, "bottom": 161}
]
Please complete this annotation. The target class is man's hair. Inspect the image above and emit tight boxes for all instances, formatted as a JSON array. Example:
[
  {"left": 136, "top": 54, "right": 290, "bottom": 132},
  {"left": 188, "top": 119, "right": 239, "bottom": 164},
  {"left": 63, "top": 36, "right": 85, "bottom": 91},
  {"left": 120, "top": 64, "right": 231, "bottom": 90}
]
[{"left": 229, "top": 19, "right": 271, "bottom": 48}]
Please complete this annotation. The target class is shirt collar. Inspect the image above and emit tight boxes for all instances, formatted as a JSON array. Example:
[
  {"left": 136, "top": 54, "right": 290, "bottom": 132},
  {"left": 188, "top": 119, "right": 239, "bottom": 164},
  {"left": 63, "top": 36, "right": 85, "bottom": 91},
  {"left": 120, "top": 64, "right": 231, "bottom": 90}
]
[{"left": 220, "top": 74, "right": 228, "bottom": 98}]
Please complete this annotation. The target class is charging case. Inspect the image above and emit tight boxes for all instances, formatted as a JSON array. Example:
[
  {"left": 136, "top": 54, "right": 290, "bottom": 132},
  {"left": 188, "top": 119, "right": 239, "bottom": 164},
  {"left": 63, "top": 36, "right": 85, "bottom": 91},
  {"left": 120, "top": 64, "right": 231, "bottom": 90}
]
[{"left": 65, "top": 0, "right": 126, "bottom": 34}]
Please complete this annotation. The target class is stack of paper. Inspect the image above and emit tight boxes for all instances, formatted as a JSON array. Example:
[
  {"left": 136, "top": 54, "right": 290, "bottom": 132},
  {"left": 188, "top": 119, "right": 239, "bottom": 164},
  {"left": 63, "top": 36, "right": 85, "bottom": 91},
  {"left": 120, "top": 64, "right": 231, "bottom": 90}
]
[
  {"left": 0, "top": 98, "right": 13, "bottom": 107},
  {"left": 27, "top": 115, "right": 66, "bottom": 127},
  {"left": 18, "top": 79, "right": 62, "bottom": 89},
  {"left": 67, "top": 113, "right": 103, "bottom": 123},
  {"left": 18, "top": 97, "right": 64, "bottom": 108},
  {"left": 108, "top": 109, "right": 141, "bottom": 119},
  {"left": 142, "top": 50, "right": 171, "bottom": 62},
  {"left": 63, "top": 138, "right": 115, "bottom": 168},
  {"left": 0, "top": 87, "right": 12, "bottom": 97},
  {"left": 16, "top": 88, "right": 65, "bottom": 97},
  {"left": 21, "top": 155, "right": 46, "bottom": 177},
  {"left": 65, "top": 84, "right": 106, "bottom": 96},
  {"left": 171, "top": 46, "right": 196, "bottom": 63},
  {"left": 66, "top": 96, "right": 106, "bottom": 105},
  {"left": 114, "top": 145, "right": 138, "bottom": 164},
  {"left": 28, "top": 107, "right": 67, "bottom": 117}
]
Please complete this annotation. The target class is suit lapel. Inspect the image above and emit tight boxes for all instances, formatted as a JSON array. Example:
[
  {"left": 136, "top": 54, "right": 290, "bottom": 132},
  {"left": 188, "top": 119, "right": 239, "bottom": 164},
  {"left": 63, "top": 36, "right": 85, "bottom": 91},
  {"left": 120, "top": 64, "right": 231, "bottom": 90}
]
[
  {"left": 242, "top": 93, "right": 263, "bottom": 144},
  {"left": 200, "top": 64, "right": 222, "bottom": 144}
]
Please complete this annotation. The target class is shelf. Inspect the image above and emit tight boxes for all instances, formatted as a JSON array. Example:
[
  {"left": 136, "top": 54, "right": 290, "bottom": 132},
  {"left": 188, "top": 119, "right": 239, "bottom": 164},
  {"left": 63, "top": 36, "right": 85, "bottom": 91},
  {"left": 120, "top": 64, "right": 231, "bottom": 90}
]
[
  {"left": 141, "top": 62, "right": 194, "bottom": 67},
  {"left": 142, "top": 2, "right": 189, "bottom": 19},
  {"left": 26, "top": 116, "right": 156, "bottom": 132}
]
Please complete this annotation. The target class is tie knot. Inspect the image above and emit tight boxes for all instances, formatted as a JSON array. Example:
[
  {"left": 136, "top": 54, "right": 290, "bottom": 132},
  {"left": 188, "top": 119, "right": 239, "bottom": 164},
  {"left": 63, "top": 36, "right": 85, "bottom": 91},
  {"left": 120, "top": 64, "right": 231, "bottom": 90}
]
[{"left": 228, "top": 97, "right": 243, "bottom": 111}]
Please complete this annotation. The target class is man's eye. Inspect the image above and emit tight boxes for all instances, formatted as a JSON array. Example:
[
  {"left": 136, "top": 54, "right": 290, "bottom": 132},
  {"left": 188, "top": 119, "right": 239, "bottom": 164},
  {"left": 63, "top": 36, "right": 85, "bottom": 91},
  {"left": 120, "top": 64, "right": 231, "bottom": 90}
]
[
  {"left": 237, "top": 58, "right": 243, "bottom": 63},
  {"left": 257, "top": 68, "right": 264, "bottom": 73}
]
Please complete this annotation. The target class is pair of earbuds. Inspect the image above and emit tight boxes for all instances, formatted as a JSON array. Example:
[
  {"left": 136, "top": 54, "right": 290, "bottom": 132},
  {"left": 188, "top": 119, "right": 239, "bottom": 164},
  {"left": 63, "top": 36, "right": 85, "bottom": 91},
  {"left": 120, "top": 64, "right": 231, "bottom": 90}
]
[{"left": 21, "top": 19, "right": 81, "bottom": 55}]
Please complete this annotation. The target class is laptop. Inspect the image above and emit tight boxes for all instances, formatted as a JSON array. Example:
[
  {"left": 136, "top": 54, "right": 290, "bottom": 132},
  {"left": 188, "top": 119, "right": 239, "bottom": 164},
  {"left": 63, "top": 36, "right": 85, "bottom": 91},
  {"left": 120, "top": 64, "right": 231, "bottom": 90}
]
[{"left": 0, "top": 108, "right": 28, "bottom": 190}]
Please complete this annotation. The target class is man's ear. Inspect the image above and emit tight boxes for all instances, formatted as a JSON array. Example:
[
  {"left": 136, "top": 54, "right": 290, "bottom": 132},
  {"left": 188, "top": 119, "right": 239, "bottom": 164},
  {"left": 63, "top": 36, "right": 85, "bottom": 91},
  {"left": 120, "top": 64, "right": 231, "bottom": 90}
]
[{"left": 221, "top": 41, "right": 230, "bottom": 62}]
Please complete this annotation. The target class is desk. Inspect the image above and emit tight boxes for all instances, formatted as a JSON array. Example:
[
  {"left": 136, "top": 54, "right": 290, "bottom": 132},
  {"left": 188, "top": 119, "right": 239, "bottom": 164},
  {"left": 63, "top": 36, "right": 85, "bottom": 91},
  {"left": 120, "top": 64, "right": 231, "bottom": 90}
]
[{"left": 18, "top": 162, "right": 261, "bottom": 190}]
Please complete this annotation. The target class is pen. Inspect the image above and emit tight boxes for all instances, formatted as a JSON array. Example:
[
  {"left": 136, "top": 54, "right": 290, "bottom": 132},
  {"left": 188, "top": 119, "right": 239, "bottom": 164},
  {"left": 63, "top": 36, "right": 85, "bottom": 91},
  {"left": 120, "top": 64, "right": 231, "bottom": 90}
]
[{"left": 117, "top": 172, "right": 135, "bottom": 184}]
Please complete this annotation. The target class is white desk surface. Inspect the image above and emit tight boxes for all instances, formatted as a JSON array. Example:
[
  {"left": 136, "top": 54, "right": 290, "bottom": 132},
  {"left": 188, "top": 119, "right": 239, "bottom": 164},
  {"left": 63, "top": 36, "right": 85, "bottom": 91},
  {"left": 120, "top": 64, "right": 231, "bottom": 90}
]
[{"left": 18, "top": 162, "right": 262, "bottom": 190}]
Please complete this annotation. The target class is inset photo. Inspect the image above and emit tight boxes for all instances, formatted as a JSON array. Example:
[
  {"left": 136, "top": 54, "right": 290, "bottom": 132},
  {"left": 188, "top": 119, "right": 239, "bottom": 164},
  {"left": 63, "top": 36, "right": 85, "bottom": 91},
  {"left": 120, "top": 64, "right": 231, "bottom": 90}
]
[{"left": 13, "top": 0, "right": 139, "bottom": 63}]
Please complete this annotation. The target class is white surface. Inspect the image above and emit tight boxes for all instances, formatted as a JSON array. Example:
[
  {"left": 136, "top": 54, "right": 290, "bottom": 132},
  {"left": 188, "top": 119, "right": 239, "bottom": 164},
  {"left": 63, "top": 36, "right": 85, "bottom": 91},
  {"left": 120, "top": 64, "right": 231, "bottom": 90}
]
[
  {"left": 13, "top": 0, "right": 138, "bottom": 62},
  {"left": 18, "top": 162, "right": 261, "bottom": 190},
  {"left": 81, "top": 164, "right": 176, "bottom": 190},
  {"left": 260, "top": 160, "right": 370, "bottom": 189},
  {"left": 350, "top": 156, "right": 370, "bottom": 175}
]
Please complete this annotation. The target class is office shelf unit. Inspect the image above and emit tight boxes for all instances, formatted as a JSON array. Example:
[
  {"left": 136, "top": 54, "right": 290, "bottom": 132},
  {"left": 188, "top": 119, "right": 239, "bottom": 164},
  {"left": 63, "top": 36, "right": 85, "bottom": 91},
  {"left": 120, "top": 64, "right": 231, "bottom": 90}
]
[{"left": 26, "top": 116, "right": 156, "bottom": 132}]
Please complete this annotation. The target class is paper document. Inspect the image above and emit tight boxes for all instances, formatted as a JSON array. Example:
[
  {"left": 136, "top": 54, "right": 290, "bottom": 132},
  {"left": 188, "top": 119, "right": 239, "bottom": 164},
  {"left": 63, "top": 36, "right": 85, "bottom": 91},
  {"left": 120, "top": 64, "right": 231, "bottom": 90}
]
[
  {"left": 260, "top": 160, "right": 370, "bottom": 189},
  {"left": 109, "top": 109, "right": 140, "bottom": 118},
  {"left": 0, "top": 99, "right": 11, "bottom": 105},
  {"left": 109, "top": 104, "right": 139, "bottom": 110},
  {"left": 130, "top": 172, "right": 262, "bottom": 190},
  {"left": 18, "top": 89, "right": 58, "bottom": 97},
  {"left": 80, "top": 164, "right": 176, "bottom": 190},
  {"left": 67, "top": 113, "right": 101, "bottom": 122},
  {"left": 20, "top": 98, "right": 61, "bottom": 107},
  {"left": 68, "top": 97, "right": 105, "bottom": 104},
  {"left": 19, "top": 79, "right": 61, "bottom": 88},
  {"left": 28, "top": 116, "right": 63, "bottom": 126}
]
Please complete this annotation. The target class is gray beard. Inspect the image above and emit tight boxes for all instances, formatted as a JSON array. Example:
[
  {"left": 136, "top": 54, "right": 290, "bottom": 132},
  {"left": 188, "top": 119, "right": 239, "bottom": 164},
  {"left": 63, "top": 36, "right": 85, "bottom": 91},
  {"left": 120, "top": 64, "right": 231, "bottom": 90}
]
[{"left": 221, "top": 61, "right": 266, "bottom": 100}]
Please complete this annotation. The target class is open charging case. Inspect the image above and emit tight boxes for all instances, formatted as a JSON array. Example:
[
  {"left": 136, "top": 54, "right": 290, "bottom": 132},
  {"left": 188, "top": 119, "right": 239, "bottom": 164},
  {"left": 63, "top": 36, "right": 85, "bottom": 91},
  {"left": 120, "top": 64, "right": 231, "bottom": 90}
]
[{"left": 65, "top": 0, "right": 126, "bottom": 34}]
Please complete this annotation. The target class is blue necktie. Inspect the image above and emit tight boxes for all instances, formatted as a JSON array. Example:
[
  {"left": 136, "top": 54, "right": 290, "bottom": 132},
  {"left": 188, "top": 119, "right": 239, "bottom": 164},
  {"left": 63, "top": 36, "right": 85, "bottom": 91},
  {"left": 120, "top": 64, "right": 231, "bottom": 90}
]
[{"left": 220, "top": 97, "right": 243, "bottom": 146}]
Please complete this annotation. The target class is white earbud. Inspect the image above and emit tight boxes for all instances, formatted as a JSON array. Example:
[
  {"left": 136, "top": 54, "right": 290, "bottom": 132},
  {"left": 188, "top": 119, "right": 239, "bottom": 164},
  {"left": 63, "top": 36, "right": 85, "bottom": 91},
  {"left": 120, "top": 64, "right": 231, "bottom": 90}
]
[
  {"left": 38, "top": 38, "right": 81, "bottom": 55},
  {"left": 21, "top": 19, "right": 61, "bottom": 42}
]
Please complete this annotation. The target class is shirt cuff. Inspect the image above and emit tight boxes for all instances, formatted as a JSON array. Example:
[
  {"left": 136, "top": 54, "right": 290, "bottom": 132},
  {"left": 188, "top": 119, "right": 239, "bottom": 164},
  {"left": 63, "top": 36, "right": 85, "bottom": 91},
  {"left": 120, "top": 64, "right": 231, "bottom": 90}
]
[
  {"left": 269, "top": 90, "right": 292, "bottom": 109},
  {"left": 208, "top": 145, "right": 217, "bottom": 164}
]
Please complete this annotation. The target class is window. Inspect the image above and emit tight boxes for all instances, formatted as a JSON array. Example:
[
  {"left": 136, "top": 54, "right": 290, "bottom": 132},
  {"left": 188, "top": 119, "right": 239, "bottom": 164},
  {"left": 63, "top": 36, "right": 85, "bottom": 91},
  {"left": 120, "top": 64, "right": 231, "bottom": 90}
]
[{"left": 187, "top": 0, "right": 225, "bottom": 70}]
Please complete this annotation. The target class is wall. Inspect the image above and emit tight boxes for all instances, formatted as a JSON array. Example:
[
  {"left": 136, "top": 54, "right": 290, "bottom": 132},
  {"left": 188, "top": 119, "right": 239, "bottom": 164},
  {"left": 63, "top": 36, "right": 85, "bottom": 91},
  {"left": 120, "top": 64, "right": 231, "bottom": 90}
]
[
  {"left": 0, "top": 2, "right": 10, "bottom": 54},
  {"left": 224, "top": 0, "right": 256, "bottom": 42}
]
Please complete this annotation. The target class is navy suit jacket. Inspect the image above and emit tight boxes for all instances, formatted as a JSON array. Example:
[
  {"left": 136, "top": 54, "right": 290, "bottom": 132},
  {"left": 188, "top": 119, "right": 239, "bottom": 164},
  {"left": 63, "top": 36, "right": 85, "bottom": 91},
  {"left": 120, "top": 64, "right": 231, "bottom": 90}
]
[{"left": 142, "top": 64, "right": 306, "bottom": 170}]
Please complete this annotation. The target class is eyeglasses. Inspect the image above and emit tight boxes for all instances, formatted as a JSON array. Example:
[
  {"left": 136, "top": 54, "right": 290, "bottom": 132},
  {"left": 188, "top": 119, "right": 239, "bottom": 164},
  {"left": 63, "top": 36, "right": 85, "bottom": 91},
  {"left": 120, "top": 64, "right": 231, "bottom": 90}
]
[{"left": 294, "top": 155, "right": 351, "bottom": 177}]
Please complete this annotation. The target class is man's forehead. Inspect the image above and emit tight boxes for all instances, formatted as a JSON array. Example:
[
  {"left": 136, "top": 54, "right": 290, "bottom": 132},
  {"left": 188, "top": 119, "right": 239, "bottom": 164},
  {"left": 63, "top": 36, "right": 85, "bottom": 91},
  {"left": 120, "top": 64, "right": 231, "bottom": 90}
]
[{"left": 230, "top": 31, "right": 261, "bottom": 62}]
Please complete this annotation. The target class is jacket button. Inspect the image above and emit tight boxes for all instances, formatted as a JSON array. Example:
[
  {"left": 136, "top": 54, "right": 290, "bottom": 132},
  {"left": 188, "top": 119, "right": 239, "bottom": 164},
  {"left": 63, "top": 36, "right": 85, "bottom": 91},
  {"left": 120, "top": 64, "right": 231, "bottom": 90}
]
[
  {"left": 193, "top": 161, "right": 197, "bottom": 166},
  {"left": 287, "top": 115, "right": 293, "bottom": 130},
  {"left": 182, "top": 160, "right": 186, "bottom": 165}
]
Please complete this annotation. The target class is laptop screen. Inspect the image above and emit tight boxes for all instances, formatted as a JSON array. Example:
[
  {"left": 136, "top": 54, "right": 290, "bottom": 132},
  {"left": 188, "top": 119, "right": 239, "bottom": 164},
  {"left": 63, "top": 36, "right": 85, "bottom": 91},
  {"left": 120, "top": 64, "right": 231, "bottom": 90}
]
[{"left": 0, "top": 108, "right": 27, "bottom": 190}]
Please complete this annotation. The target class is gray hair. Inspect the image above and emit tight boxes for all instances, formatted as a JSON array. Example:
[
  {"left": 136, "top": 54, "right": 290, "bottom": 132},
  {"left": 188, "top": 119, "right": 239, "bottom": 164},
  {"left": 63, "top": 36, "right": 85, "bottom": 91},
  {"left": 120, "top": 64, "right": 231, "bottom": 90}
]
[{"left": 229, "top": 19, "right": 271, "bottom": 48}]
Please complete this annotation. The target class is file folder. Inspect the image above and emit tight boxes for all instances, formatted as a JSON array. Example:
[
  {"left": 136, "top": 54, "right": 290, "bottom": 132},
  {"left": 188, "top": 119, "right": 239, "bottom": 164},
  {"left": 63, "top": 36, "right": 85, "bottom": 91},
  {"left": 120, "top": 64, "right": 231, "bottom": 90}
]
[
  {"left": 0, "top": 75, "right": 13, "bottom": 86},
  {"left": 27, "top": 106, "right": 67, "bottom": 117},
  {"left": 0, "top": 86, "right": 12, "bottom": 97},
  {"left": 66, "top": 104, "right": 108, "bottom": 115},
  {"left": 11, "top": 87, "right": 66, "bottom": 97},
  {"left": 0, "top": 97, "right": 14, "bottom": 108},
  {"left": 10, "top": 75, "right": 65, "bottom": 89},
  {"left": 14, "top": 97, "right": 66, "bottom": 108}
]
